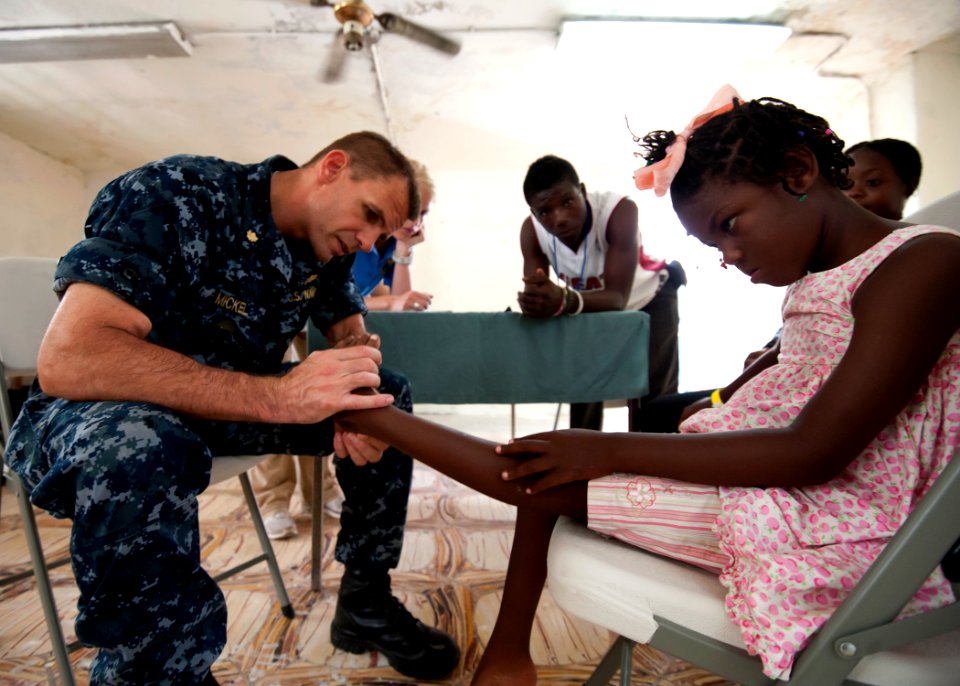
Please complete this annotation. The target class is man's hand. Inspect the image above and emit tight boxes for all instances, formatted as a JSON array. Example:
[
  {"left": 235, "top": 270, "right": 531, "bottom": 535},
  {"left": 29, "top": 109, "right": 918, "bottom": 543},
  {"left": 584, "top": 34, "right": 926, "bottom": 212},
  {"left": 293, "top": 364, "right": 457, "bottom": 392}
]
[
  {"left": 328, "top": 329, "right": 393, "bottom": 466},
  {"left": 333, "top": 428, "right": 390, "bottom": 466},
  {"left": 277, "top": 346, "right": 394, "bottom": 423},
  {"left": 517, "top": 268, "right": 564, "bottom": 318}
]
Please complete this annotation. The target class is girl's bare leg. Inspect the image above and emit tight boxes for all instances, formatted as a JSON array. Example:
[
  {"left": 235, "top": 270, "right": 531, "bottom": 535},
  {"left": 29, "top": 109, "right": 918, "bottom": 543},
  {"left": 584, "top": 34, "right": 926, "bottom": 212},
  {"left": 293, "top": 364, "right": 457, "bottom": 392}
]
[
  {"left": 336, "top": 405, "right": 586, "bottom": 518},
  {"left": 472, "top": 505, "right": 561, "bottom": 686},
  {"left": 336, "top": 406, "right": 587, "bottom": 685}
]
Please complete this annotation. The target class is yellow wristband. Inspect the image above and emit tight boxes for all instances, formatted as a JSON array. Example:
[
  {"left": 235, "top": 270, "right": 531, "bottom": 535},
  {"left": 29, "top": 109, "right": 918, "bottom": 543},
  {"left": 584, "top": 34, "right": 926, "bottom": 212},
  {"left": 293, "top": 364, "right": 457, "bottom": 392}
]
[{"left": 710, "top": 388, "right": 724, "bottom": 407}]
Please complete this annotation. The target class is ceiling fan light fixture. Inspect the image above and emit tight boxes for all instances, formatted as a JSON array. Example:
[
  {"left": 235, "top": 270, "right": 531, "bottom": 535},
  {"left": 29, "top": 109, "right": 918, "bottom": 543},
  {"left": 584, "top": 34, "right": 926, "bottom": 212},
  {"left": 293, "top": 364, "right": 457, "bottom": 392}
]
[
  {"left": 0, "top": 21, "right": 192, "bottom": 64},
  {"left": 341, "top": 21, "right": 366, "bottom": 51},
  {"left": 556, "top": 18, "right": 791, "bottom": 68}
]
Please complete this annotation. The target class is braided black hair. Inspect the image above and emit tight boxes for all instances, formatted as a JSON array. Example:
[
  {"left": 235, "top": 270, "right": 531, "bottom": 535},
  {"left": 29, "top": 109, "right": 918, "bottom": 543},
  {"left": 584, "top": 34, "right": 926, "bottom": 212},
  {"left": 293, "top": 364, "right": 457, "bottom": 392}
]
[{"left": 636, "top": 97, "right": 853, "bottom": 205}]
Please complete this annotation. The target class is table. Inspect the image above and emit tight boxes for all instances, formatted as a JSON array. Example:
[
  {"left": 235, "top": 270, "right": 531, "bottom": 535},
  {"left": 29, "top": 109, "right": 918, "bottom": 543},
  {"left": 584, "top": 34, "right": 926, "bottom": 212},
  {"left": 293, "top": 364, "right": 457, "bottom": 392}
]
[
  {"left": 306, "top": 310, "right": 649, "bottom": 590},
  {"left": 344, "top": 310, "right": 649, "bottom": 403}
]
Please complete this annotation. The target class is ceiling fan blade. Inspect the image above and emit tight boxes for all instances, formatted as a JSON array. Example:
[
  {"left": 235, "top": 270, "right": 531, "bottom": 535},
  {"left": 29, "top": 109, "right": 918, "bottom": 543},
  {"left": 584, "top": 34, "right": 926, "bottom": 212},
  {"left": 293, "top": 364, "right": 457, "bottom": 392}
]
[
  {"left": 321, "top": 32, "right": 348, "bottom": 83},
  {"left": 375, "top": 12, "right": 460, "bottom": 55}
]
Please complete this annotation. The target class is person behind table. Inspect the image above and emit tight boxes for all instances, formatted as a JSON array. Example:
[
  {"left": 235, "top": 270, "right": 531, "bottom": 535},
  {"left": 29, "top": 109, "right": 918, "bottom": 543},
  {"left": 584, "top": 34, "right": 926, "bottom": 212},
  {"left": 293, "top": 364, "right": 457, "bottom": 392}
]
[
  {"left": 333, "top": 89, "right": 960, "bottom": 685},
  {"left": 5, "top": 131, "right": 459, "bottom": 684},
  {"left": 844, "top": 137, "right": 922, "bottom": 220},
  {"left": 352, "top": 159, "right": 435, "bottom": 311},
  {"left": 517, "top": 155, "right": 686, "bottom": 429}
]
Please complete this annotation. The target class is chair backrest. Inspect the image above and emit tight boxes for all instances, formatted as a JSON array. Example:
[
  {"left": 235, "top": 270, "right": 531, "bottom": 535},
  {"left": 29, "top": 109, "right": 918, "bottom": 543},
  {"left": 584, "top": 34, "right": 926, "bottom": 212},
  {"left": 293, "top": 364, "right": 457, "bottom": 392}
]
[
  {"left": 0, "top": 257, "right": 60, "bottom": 375},
  {"left": 787, "top": 445, "right": 960, "bottom": 684},
  {"left": 905, "top": 190, "right": 960, "bottom": 229}
]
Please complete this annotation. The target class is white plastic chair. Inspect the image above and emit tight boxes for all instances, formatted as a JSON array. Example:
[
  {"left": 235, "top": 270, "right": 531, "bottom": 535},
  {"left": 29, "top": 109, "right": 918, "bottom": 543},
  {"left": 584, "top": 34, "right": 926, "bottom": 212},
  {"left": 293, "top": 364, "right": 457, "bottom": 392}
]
[
  {"left": 0, "top": 256, "right": 294, "bottom": 684},
  {"left": 546, "top": 450, "right": 960, "bottom": 686}
]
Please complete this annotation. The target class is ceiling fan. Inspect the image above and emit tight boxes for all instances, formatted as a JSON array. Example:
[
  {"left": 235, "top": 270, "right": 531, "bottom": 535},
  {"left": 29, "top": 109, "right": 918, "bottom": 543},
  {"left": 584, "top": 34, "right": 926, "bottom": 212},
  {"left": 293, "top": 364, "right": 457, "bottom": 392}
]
[{"left": 310, "top": 0, "right": 460, "bottom": 81}]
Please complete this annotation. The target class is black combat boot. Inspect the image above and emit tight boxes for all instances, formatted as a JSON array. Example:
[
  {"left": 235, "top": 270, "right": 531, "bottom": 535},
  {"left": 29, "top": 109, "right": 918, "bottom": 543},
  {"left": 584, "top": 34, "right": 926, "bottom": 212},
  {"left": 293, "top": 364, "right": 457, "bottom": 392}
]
[{"left": 331, "top": 566, "right": 460, "bottom": 680}]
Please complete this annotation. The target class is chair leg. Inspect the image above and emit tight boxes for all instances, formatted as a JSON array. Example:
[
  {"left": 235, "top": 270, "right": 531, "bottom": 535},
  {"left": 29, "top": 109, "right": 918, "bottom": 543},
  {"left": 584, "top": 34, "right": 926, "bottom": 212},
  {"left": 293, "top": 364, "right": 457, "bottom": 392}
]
[
  {"left": 14, "top": 478, "right": 76, "bottom": 686},
  {"left": 311, "top": 455, "right": 323, "bottom": 593},
  {"left": 237, "top": 472, "right": 295, "bottom": 618},
  {"left": 627, "top": 398, "right": 642, "bottom": 432},
  {"left": 585, "top": 635, "right": 635, "bottom": 686}
]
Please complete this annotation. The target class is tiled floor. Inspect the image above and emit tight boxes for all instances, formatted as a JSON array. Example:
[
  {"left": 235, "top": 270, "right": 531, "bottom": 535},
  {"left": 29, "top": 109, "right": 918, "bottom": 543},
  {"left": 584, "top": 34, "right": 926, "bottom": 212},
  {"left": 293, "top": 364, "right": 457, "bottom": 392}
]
[{"left": 0, "top": 404, "right": 735, "bottom": 685}]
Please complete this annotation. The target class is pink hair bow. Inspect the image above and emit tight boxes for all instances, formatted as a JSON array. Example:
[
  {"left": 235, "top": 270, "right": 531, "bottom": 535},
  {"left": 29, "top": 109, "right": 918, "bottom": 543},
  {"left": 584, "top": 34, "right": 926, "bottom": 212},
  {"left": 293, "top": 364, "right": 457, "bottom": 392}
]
[{"left": 633, "top": 84, "right": 742, "bottom": 197}]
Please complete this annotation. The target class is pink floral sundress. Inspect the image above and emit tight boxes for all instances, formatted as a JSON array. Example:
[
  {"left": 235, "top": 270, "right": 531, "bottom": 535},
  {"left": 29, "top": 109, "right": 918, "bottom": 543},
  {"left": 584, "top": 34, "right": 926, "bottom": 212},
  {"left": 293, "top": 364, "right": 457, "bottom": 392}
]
[{"left": 681, "top": 225, "right": 960, "bottom": 679}]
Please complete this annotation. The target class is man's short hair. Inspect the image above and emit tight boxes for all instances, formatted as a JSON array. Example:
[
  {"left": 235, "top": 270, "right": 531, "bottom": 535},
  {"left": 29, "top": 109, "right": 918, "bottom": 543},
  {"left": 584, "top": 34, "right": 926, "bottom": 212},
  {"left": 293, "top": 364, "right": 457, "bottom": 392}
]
[
  {"left": 307, "top": 131, "right": 420, "bottom": 221},
  {"left": 523, "top": 155, "right": 580, "bottom": 205}
]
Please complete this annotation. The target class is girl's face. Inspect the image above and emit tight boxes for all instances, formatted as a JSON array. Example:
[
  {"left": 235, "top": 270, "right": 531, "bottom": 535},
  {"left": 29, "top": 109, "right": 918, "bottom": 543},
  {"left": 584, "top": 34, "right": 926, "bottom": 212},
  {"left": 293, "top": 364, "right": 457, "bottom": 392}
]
[
  {"left": 676, "top": 178, "right": 821, "bottom": 287},
  {"left": 845, "top": 148, "right": 910, "bottom": 220}
]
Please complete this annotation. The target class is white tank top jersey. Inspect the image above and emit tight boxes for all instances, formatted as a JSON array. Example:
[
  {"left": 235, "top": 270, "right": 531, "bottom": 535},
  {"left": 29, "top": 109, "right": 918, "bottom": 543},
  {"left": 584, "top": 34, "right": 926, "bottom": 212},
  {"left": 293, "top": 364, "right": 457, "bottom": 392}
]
[{"left": 531, "top": 189, "right": 667, "bottom": 310}]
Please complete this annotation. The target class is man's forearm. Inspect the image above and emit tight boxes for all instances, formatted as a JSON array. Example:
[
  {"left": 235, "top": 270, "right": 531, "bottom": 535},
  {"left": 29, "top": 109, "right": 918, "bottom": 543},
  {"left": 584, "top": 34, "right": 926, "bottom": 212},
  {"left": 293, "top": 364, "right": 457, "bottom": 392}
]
[{"left": 40, "top": 327, "right": 283, "bottom": 422}]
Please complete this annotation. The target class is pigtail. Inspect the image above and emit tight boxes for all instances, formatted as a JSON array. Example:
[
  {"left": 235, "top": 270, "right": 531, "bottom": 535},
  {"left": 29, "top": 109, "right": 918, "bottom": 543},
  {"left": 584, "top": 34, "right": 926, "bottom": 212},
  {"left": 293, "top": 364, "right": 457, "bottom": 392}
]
[
  {"left": 639, "top": 96, "right": 856, "bottom": 202},
  {"left": 636, "top": 130, "right": 678, "bottom": 165}
]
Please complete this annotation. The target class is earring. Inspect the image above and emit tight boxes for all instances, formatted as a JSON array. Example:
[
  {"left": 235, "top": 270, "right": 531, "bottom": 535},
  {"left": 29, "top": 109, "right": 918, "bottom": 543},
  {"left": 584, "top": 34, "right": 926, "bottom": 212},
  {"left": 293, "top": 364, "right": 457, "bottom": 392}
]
[
  {"left": 719, "top": 259, "right": 728, "bottom": 269},
  {"left": 797, "top": 193, "right": 809, "bottom": 202}
]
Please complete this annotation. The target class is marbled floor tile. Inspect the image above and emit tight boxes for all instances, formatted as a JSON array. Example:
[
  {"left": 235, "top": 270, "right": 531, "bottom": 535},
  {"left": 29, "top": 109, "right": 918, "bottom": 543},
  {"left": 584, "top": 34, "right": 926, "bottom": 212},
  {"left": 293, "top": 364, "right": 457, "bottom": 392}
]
[{"left": 1, "top": 406, "right": 731, "bottom": 686}]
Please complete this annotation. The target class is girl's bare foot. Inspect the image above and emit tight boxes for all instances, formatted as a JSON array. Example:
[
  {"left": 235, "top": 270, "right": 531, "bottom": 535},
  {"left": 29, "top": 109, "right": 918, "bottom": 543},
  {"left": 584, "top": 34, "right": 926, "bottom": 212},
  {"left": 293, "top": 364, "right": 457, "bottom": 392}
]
[{"left": 470, "top": 653, "right": 536, "bottom": 686}]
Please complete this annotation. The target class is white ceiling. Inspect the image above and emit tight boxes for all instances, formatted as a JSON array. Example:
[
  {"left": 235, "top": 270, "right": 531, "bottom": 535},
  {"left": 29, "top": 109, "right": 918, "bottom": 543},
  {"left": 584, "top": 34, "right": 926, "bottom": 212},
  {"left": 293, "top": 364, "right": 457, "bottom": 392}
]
[
  {"left": 2, "top": 1, "right": 958, "bottom": 391},
  {"left": 1, "top": 0, "right": 959, "bottom": 178}
]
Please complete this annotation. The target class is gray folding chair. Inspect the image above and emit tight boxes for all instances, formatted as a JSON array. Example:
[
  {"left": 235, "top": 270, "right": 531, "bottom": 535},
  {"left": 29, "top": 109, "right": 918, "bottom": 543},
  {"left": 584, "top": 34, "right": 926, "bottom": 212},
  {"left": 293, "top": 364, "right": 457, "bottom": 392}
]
[
  {"left": 0, "top": 256, "right": 294, "bottom": 684},
  {"left": 547, "top": 449, "right": 960, "bottom": 686},
  {"left": 905, "top": 190, "right": 960, "bottom": 228}
]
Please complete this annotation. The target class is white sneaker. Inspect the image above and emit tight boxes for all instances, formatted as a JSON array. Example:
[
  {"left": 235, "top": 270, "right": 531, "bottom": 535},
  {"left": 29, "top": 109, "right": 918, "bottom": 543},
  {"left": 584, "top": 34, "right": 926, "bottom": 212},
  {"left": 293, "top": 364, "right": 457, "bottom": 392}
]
[
  {"left": 324, "top": 492, "right": 344, "bottom": 517},
  {"left": 263, "top": 510, "right": 297, "bottom": 540}
]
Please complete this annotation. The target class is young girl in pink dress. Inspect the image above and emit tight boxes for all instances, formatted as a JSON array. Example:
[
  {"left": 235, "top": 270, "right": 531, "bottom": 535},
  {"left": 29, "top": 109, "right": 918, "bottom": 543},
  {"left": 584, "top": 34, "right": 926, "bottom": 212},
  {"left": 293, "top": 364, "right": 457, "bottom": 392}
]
[{"left": 335, "top": 89, "right": 960, "bottom": 684}]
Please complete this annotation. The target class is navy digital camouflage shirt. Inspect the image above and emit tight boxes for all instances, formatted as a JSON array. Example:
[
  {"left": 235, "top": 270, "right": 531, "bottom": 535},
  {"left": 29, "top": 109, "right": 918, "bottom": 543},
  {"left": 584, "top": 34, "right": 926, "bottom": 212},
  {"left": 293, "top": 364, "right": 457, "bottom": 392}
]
[{"left": 55, "top": 154, "right": 365, "bottom": 374}]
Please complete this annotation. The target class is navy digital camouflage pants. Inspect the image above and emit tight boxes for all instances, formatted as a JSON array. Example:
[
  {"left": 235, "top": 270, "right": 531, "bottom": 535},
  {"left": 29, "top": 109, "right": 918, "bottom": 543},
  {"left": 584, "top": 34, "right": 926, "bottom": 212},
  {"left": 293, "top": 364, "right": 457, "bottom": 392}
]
[{"left": 8, "top": 368, "right": 413, "bottom": 685}]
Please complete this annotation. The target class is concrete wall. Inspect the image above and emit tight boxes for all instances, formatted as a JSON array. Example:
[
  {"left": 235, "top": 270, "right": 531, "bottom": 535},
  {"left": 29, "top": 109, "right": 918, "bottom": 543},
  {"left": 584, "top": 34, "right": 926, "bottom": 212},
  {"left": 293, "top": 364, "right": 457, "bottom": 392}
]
[
  {"left": 870, "top": 33, "right": 960, "bottom": 210},
  {"left": 0, "top": 131, "right": 88, "bottom": 257}
]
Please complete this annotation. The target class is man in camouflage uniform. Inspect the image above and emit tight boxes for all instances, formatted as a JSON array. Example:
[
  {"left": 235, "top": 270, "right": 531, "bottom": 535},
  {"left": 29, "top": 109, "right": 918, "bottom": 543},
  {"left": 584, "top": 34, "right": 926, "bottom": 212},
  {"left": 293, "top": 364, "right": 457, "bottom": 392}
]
[{"left": 6, "top": 131, "right": 459, "bottom": 685}]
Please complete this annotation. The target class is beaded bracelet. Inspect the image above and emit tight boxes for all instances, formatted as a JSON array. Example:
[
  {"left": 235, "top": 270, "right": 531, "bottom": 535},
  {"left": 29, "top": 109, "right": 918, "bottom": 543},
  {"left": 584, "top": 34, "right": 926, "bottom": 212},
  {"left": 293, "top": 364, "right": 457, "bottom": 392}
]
[{"left": 553, "top": 287, "right": 569, "bottom": 316}]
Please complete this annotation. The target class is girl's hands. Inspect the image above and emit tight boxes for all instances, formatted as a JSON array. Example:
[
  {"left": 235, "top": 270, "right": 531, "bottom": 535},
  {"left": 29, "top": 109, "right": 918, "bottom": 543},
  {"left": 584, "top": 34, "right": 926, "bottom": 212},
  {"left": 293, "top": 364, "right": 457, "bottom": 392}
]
[
  {"left": 680, "top": 396, "right": 712, "bottom": 423},
  {"left": 495, "top": 429, "right": 613, "bottom": 494}
]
